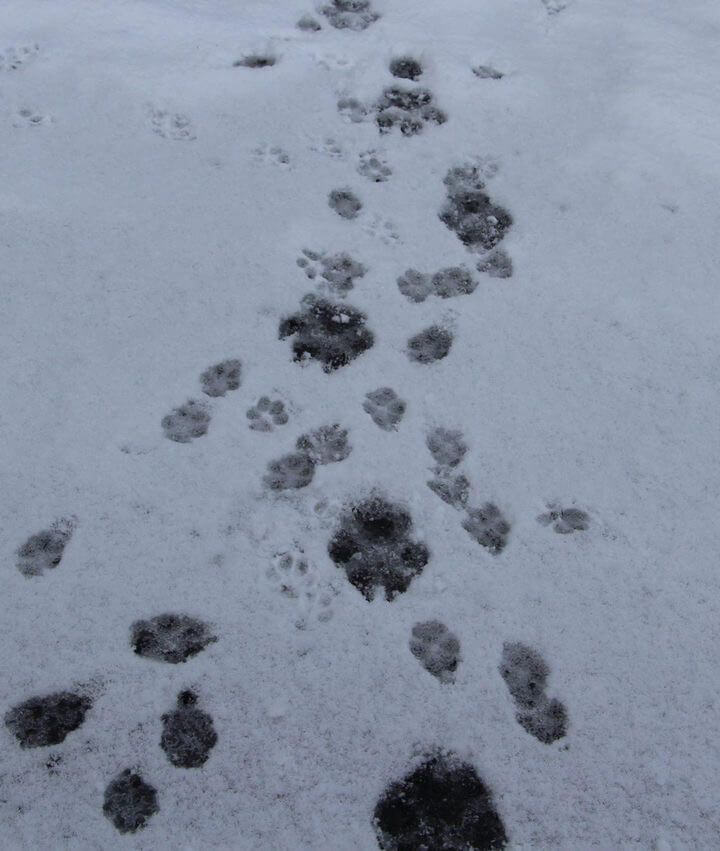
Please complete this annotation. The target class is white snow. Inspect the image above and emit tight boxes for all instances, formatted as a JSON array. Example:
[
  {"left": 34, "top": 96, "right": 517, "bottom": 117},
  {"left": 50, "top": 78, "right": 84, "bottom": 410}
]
[{"left": 1, "top": 0, "right": 720, "bottom": 847}]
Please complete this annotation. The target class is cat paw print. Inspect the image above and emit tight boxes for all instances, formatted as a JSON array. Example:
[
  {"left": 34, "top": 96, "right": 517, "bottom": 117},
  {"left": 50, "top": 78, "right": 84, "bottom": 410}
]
[
  {"left": 246, "top": 397, "right": 289, "bottom": 432},
  {"left": 363, "top": 214, "right": 400, "bottom": 244},
  {"left": 149, "top": 108, "right": 196, "bottom": 141},
  {"left": 13, "top": 108, "right": 52, "bottom": 127},
  {"left": 537, "top": 504, "right": 589, "bottom": 534},
  {"left": 0, "top": 44, "right": 39, "bottom": 72},
  {"left": 253, "top": 143, "right": 291, "bottom": 168},
  {"left": 266, "top": 548, "right": 338, "bottom": 629}
]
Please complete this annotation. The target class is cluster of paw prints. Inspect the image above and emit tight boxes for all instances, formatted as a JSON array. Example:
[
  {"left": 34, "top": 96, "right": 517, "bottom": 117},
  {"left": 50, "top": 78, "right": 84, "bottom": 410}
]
[{"left": 4, "top": 614, "right": 218, "bottom": 833}]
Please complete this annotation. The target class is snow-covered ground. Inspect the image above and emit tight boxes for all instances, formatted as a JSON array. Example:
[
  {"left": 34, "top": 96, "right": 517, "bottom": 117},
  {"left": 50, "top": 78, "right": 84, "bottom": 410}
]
[{"left": 2, "top": 0, "right": 720, "bottom": 847}]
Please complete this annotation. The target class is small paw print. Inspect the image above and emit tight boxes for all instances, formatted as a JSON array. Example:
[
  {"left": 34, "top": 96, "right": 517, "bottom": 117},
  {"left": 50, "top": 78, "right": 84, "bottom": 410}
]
[
  {"left": 253, "top": 143, "right": 291, "bottom": 168},
  {"left": 247, "top": 397, "right": 289, "bottom": 432},
  {"left": 363, "top": 214, "right": 400, "bottom": 244},
  {"left": 13, "top": 108, "right": 52, "bottom": 127},
  {"left": 357, "top": 150, "right": 391, "bottom": 183},
  {"left": 537, "top": 505, "right": 589, "bottom": 534},
  {"left": 266, "top": 548, "right": 338, "bottom": 629},
  {"left": 150, "top": 108, "right": 196, "bottom": 141},
  {"left": 310, "top": 137, "right": 345, "bottom": 159}
]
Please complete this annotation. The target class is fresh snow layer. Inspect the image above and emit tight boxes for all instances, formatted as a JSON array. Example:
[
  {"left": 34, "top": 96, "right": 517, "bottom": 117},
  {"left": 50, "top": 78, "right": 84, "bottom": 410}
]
[{"left": 1, "top": 0, "right": 720, "bottom": 847}]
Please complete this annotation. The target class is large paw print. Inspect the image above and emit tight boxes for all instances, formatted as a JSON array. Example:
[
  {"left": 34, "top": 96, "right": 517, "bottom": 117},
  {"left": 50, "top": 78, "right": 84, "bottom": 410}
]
[{"left": 247, "top": 396, "right": 289, "bottom": 432}]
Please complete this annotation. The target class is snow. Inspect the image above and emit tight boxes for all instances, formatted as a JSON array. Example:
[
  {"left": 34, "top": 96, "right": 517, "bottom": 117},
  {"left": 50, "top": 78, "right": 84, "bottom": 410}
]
[{"left": 1, "top": 0, "right": 720, "bottom": 847}]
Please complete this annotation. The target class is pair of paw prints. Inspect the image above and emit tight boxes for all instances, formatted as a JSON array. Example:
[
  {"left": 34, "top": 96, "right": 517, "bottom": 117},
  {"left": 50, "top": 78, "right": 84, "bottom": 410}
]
[
  {"left": 246, "top": 396, "right": 288, "bottom": 432},
  {"left": 264, "top": 424, "right": 351, "bottom": 490},
  {"left": 397, "top": 266, "right": 478, "bottom": 303},
  {"left": 15, "top": 517, "right": 76, "bottom": 578},
  {"left": 149, "top": 107, "right": 196, "bottom": 141},
  {"left": 296, "top": 248, "right": 366, "bottom": 296},
  {"left": 252, "top": 143, "right": 290, "bottom": 168},
  {"left": 266, "top": 548, "right": 337, "bottom": 629},
  {"left": 162, "top": 358, "right": 242, "bottom": 443}
]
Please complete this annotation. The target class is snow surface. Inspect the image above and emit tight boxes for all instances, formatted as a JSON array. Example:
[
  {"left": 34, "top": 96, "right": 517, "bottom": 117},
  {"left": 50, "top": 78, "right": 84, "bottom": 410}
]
[{"left": 2, "top": 0, "right": 720, "bottom": 847}]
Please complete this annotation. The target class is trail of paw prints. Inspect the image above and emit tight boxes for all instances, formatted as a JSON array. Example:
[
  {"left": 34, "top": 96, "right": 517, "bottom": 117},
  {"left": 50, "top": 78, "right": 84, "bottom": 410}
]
[
  {"left": 16, "top": 517, "right": 76, "bottom": 577},
  {"left": 266, "top": 546, "right": 339, "bottom": 629},
  {"left": 252, "top": 142, "right": 290, "bottom": 168},
  {"left": 537, "top": 504, "right": 589, "bottom": 534},
  {"left": 161, "top": 358, "right": 242, "bottom": 443},
  {"left": 357, "top": 149, "right": 391, "bottom": 183},
  {"left": 500, "top": 642, "right": 568, "bottom": 744},
  {"left": 264, "top": 424, "right": 351, "bottom": 490},
  {"left": 296, "top": 248, "right": 366, "bottom": 296},
  {"left": 246, "top": 396, "right": 289, "bottom": 432},
  {"left": 0, "top": 44, "right": 39, "bottom": 72},
  {"left": 149, "top": 107, "right": 196, "bottom": 141},
  {"left": 374, "top": 751, "right": 508, "bottom": 849},
  {"left": 12, "top": 108, "right": 52, "bottom": 128}
]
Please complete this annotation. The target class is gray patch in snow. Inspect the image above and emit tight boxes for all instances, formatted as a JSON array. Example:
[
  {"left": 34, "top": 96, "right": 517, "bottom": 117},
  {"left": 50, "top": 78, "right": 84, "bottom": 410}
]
[
  {"left": 160, "top": 691, "right": 217, "bottom": 768},
  {"left": 131, "top": 613, "right": 217, "bottom": 663},
  {"left": 297, "top": 14, "right": 322, "bottom": 31}
]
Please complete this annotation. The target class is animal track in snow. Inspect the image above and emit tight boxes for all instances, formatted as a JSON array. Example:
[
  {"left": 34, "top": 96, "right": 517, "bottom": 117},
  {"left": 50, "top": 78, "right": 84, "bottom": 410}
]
[
  {"left": 321, "top": 0, "right": 380, "bottom": 31},
  {"left": 130, "top": 613, "right": 217, "bottom": 663},
  {"left": 200, "top": 359, "right": 242, "bottom": 397},
  {"left": 440, "top": 164, "right": 512, "bottom": 252},
  {"left": 473, "top": 65, "right": 504, "bottom": 79},
  {"left": 537, "top": 505, "right": 589, "bottom": 534},
  {"left": 427, "top": 472, "right": 470, "bottom": 509},
  {"left": 252, "top": 143, "right": 290, "bottom": 168},
  {"left": 264, "top": 453, "right": 316, "bottom": 490},
  {"left": 373, "top": 752, "right": 508, "bottom": 850},
  {"left": 160, "top": 690, "right": 217, "bottom": 768},
  {"left": 0, "top": 44, "right": 39, "bottom": 72},
  {"left": 462, "top": 503, "right": 511, "bottom": 554},
  {"left": 328, "top": 187, "right": 362, "bottom": 220},
  {"left": 427, "top": 428, "right": 467, "bottom": 468},
  {"left": 328, "top": 494, "right": 429, "bottom": 600},
  {"left": 337, "top": 97, "right": 368, "bottom": 124},
  {"left": 149, "top": 108, "right": 195, "bottom": 141},
  {"left": 407, "top": 325, "right": 453, "bottom": 364},
  {"left": 477, "top": 247, "right": 513, "bottom": 279},
  {"left": 500, "top": 642, "right": 568, "bottom": 744},
  {"left": 103, "top": 769, "right": 159, "bottom": 834},
  {"left": 13, "top": 108, "right": 51, "bottom": 127},
  {"left": 296, "top": 424, "right": 351, "bottom": 465},
  {"left": 375, "top": 86, "right": 446, "bottom": 136},
  {"left": 311, "top": 136, "right": 344, "bottom": 159},
  {"left": 389, "top": 56, "right": 423, "bottom": 81},
  {"left": 297, "top": 14, "right": 322, "bottom": 31},
  {"left": 5, "top": 691, "right": 92, "bottom": 748},
  {"left": 363, "top": 214, "right": 400, "bottom": 244},
  {"left": 16, "top": 518, "right": 75, "bottom": 577},
  {"left": 266, "top": 547, "right": 338, "bottom": 629},
  {"left": 246, "top": 396, "right": 289, "bottom": 432},
  {"left": 410, "top": 621, "right": 461, "bottom": 683},
  {"left": 363, "top": 387, "right": 406, "bottom": 431},
  {"left": 297, "top": 249, "right": 366, "bottom": 295},
  {"left": 542, "top": 0, "right": 569, "bottom": 14},
  {"left": 234, "top": 54, "right": 276, "bottom": 68},
  {"left": 279, "top": 294, "right": 375, "bottom": 371},
  {"left": 397, "top": 266, "right": 477, "bottom": 303},
  {"left": 162, "top": 400, "right": 211, "bottom": 443},
  {"left": 357, "top": 149, "right": 391, "bottom": 182}
]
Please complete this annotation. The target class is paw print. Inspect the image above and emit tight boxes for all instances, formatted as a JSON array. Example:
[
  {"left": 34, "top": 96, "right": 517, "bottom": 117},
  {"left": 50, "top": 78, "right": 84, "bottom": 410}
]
[
  {"left": 537, "top": 504, "right": 589, "bottom": 534},
  {"left": 252, "top": 143, "right": 291, "bottom": 168},
  {"left": 0, "top": 44, "right": 39, "bottom": 72},
  {"left": 310, "top": 137, "right": 345, "bottom": 159},
  {"left": 357, "top": 150, "right": 391, "bottom": 183},
  {"left": 149, "top": 108, "right": 196, "bottom": 141},
  {"left": 266, "top": 548, "right": 338, "bottom": 629},
  {"left": 296, "top": 249, "right": 366, "bottom": 296},
  {"left": 247, "top": 397, "right": 289, "bottom": 432},
  {"left": 13, "top": 108, "right": 52, "bottom": 127},
  {"left": 363, "top": 214, "right": 400, "bottom": 244}
]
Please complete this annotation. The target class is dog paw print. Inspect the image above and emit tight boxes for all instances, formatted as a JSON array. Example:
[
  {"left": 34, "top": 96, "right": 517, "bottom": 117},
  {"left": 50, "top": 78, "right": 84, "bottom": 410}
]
[
  {"left": 537, "top": 504, "right": 589, "bottom": 534},
  {"left": 357, "top": 150, "right": 391, "bottom": 182},
  {"left": 296, "top": 249, "right": 366, "bottom": 296},
  {"left": 247, "top": 397, "right": 289, "bottom": 432},
  {"left": 266, "top": 548, "right": 338, "bottom": 629}
]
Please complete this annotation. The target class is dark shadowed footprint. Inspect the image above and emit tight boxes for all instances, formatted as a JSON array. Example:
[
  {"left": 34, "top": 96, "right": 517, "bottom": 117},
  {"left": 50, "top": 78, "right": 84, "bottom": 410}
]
[
  {"left": 328, "top": 494, "right": 429, "bottom": 600},
  {"left": 200, "top": 359, "right": 242, "bottom": 397},
  {"left": 321, "top": 0, "right": 379, "bottom": 30},
  {"left": 462, "top": 504, "right": 510, "bottom": 553},
  {"left": 374, "top": 87, "right": 446, "bottom": 136},
  {"left": 373, "top": 751, "right": 508, "bottom": 850},
  {"left": 247, "top": 396, "right": 289, "bottom": 432},
  {"left": 328, "top": 188, "right": 363, "bottom": 219},
  {"left": 279, "top": 294, "right": 374, "bottom": 371},
  {"left": 160, "top": 690, "right": 217, "bottom": 768},
  {"left": 537, "top": 505, "right": 589, "bottom": 534},
  {"left": 103, "top": 770, "right": 159, "bottom": 834},
  {"left": 162, "top": 400, "right": 211, "bottom": 443},
  {"left": 407, "top": 326, "right": 453, "bottom": 364},
  {"left": 16, "top": 518, "right": 74, "bottom": 577},
  {"left": 390, "top": 56, "right": 423, "bottom": 81},
  {"left": 5, "top": 691, "right": 92, "bottom": 748},
  {"left": 130, "top": 613, "right": 217, "bottom": 663},
  {"left": 440, "top": 165, "right": 512, "bottom": 251},
  {"left": 410, "top": 621, "right": 461, "bottom": 683},
  {"left": 363, "top": 387, "right": 406, "bottom": 431},
  {"left": 500, "top": 642, "right": 568, "bottom": 744}
]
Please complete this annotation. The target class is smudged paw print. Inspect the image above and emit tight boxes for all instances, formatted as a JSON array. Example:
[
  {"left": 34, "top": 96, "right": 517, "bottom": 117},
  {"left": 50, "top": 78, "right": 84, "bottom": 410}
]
[{"left": 247, "top": 397, "right": 289, "bottom": 432}]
